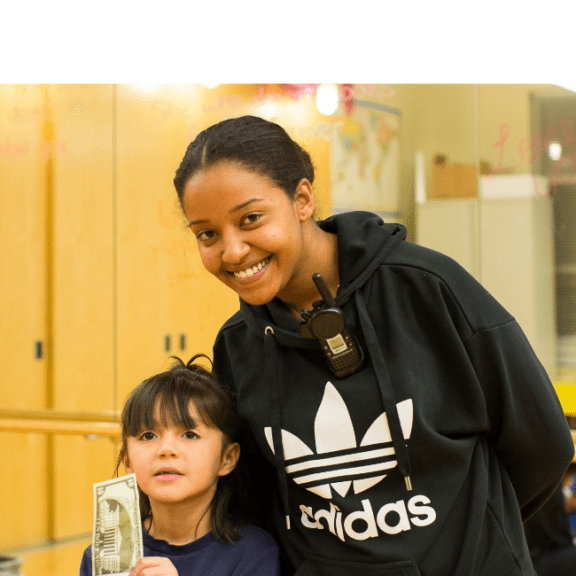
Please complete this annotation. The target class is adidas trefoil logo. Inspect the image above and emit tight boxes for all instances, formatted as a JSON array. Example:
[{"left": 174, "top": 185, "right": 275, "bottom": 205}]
[{"left": 265, "top": 382, "right": 413, "bottom": 500}]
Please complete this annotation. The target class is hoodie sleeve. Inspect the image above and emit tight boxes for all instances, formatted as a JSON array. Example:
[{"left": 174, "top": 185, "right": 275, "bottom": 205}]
[{"left": 464, "top": 319, "right": 574, "bottom": 520}]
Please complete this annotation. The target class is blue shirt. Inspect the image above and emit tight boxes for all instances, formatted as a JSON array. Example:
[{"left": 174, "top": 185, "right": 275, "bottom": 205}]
[
  {"left": 80, "top": 524, "right": 279, "bottom": 576},
  {"left": 568, "top": 477, "right": 576, "bottom": 533}
]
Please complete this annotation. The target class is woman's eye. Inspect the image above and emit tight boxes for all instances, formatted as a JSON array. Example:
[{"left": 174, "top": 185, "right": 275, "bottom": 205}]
[
  {"left": 196, "top": 230, "right": 216, "bottom": 242},
  {"left": 139, "top": 432, "right": 156, "bottom": 441},
  {"left": 242, "top": 213, "right": 261, "bottom": 226},
  {"left": 183, "top": 431, "right": 198, "bottom": 440}
]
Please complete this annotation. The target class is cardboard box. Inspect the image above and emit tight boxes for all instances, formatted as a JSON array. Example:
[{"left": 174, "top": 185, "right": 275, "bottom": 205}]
[{"left": 432, "top": 164, "right": 478, "bottom": 199}]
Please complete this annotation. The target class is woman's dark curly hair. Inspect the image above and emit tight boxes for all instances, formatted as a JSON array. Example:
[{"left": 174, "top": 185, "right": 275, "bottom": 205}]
[{"left": 116, "top": 354, "right": 247, "bottom": 544}]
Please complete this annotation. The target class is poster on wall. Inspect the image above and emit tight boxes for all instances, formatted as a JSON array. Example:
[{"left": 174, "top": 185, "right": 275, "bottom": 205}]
[{"left": 330, "top": 103, "right": 401, "bottom": 216}]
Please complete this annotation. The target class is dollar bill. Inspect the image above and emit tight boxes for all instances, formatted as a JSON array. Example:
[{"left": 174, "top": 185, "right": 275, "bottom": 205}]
[{"left": 92, "top": 473, "right": 143, "bottom": 575}]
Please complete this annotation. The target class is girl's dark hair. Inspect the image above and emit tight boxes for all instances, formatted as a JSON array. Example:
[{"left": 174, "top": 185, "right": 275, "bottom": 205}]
[
  {"left": 173, "top": 115, "right": 315, "bottom": 203},
  {"left": 117, "top": 354, "right": 246, "bottom": 544}
]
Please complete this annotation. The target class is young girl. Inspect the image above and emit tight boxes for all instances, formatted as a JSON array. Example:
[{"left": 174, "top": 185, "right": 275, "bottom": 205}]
[
  {"left": 79, "top": 355, "right": 280, "bottom": 576},
  {"left": 173, "top": 115, "right": 574, "bottom": 576}
]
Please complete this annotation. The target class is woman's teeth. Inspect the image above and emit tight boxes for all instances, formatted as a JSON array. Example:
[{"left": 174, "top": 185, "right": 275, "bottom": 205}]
[{"left": 234, "top": 258, "right": 269, "bottom": 279}]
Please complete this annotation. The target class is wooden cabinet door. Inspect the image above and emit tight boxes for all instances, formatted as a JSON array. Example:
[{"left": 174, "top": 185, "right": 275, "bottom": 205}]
[
  {"left": 50, "top": 84, "right": 118, "bottom": 539},
  {"left": 0, "top": 84, "right": 49, "bottom": 549}
]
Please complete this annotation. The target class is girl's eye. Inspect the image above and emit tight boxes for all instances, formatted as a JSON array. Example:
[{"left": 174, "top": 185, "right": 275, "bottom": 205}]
[
  {"left": 183, "top": 430, "right": 198, "bottom": 440},
  {"left": 139, "top": 432, "right": 156, "bottom": 441}
]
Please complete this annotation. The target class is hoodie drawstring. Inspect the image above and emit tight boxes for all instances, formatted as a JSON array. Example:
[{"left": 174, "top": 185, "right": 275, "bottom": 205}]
[
  {"left": 264, "top": 326, "right": 291, "bottom": 529},
  {"left": 355, "top": 290, "right": 413, "bottom": 491}
]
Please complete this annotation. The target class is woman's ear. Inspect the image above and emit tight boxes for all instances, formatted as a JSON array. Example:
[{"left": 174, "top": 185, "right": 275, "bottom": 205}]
[
  {"left": 218, "top": 442, "right": 240, "bottom": 477},
  {"left": 293, "top": 178, "right": 315, "bottom": 222}
]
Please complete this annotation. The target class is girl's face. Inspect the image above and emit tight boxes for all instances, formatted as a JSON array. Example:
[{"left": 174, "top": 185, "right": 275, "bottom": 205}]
[
  {"left": 181, "top": 161, "right": 315, "bottom": 306},
  {"left": 123, "top": 399, "right": 239, "bottom": 510}
]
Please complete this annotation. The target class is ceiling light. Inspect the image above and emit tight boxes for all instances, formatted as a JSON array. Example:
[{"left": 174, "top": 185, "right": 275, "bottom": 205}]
[
  {"left": 549, "top": 142, "right": 562, "bottom": 161},
  {"left": 316, "top": 84, "right": 339, "bottom": 116}
]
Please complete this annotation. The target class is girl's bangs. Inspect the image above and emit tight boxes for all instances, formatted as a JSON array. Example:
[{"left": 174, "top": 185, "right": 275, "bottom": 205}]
[{"left": 123, "top": 372, "right": 212, "bottom": 436}]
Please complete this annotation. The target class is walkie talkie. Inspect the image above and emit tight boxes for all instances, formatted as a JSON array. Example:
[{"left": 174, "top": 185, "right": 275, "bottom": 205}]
[{"left": 300, "top": 273, "right": 365, "bottom": 378}]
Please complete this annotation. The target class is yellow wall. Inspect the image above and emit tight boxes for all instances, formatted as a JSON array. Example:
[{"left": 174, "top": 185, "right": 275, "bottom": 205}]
[{"left": 397, "top": 84, "right": 477, "bottom": 242}]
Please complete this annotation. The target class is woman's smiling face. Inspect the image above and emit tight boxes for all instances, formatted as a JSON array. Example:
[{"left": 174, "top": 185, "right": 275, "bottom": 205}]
[{"left": 181, "top": 161, "right": 315, "bottom": 306}]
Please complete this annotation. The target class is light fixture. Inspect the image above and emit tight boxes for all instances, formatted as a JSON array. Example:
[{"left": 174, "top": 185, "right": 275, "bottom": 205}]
[
  {"left": 316, "top": 84, "right": 339, "bottom": 116},
  {"left": 549, "top": 141, "right": 562, "bottom": 161}
]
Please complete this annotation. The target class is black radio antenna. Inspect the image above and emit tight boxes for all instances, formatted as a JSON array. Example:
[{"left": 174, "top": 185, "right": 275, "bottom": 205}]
[{"left": 312, "top": 273, "right": 336, "bottom": 306}]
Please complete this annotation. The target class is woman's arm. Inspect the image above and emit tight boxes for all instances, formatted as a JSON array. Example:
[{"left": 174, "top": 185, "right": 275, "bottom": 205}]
[{"left": 465, "top": 320, "right": 574, "bottom": 520}]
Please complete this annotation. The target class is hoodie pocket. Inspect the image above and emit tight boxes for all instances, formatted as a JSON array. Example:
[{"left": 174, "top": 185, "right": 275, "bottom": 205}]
[{"left": 294, "top": 554, "right": 420, "bottom": 576}]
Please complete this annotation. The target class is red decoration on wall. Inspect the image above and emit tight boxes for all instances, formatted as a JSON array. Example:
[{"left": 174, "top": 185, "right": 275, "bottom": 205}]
[
  {"left": 280, "top": 84, "right": 319, "bottom": 99},
  {"left": 340, "top": 84, "right": 355, "bottom": 116}
]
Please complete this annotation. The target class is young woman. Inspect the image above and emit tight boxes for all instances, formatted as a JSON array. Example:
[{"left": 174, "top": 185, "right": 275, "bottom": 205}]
[
  {"left": 173, "top": 115, "right": 574, "bottom": 576},
  {"left": 79, "top": 355, "right": 279, "bottom": 576}
]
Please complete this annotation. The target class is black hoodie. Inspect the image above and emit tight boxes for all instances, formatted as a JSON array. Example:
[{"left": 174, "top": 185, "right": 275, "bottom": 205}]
[{"left": 213, "top": 211, "right": 574, "bottom": 576}]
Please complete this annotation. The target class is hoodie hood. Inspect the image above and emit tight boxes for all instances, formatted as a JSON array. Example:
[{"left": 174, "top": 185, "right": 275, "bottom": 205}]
[{"left": 319, "top": 211, "right": 407, "bottom": 306}]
